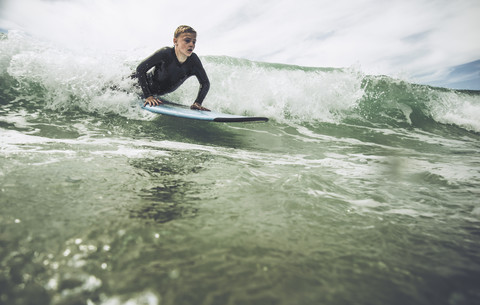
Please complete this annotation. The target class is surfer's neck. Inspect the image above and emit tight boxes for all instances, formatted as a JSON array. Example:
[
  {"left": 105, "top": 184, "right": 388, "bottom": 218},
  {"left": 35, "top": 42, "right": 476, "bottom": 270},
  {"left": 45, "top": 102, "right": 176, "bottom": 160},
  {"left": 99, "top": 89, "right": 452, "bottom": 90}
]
[{"left": 174, "top": 47, "right": 188, "bottom": 64}]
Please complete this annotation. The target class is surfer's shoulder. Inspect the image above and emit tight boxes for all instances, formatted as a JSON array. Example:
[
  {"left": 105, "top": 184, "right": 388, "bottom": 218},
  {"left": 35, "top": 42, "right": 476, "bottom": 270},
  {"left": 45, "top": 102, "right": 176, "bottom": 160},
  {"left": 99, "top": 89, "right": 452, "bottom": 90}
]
[
  {"left": 153, "top": 46, "right": 174, "bottom": 56},
  {"left": 145, "top": 47, "right": 175, "bottom": 64}
]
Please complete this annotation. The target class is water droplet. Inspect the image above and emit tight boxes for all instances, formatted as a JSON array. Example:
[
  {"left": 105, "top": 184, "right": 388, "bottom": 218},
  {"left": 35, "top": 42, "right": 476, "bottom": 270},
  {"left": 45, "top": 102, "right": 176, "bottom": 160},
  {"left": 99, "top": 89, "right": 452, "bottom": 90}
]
[
  {"left": 169, "top": 269, "right": 180, "bottom": 279},
  {"left": 47, "top": 278, "right": 58, "bottom": 290}
]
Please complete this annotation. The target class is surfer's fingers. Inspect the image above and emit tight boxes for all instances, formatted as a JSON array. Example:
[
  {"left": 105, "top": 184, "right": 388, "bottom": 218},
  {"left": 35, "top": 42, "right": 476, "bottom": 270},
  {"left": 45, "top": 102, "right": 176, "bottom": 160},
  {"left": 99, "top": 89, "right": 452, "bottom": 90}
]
[
  {"left": 144, "top": 97, "right": 163, "bottom": 107},
  {"left": 191, "top": 103, "right": 210, "bottom": 111}
]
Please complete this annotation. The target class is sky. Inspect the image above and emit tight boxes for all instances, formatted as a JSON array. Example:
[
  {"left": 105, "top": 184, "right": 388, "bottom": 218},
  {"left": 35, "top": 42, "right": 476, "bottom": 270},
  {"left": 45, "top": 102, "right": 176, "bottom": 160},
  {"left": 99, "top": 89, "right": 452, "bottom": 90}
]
[{"left": 1, "top": 0, "right": 479, "bottom": 90}]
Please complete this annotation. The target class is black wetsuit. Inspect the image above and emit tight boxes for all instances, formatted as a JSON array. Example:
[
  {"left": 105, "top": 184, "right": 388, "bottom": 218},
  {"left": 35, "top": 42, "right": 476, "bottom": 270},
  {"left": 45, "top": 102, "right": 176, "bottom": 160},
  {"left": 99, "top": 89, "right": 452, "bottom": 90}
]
[{"left": 136, "top": 47, "right": 210, "bottom": 105}]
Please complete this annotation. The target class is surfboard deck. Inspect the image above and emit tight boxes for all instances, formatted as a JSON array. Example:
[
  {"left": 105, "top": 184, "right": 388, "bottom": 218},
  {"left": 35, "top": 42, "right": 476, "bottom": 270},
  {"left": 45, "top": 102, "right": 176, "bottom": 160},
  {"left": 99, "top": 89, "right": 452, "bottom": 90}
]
[{"left": 142, "top": 102, "right": 268, "bottom": 122}]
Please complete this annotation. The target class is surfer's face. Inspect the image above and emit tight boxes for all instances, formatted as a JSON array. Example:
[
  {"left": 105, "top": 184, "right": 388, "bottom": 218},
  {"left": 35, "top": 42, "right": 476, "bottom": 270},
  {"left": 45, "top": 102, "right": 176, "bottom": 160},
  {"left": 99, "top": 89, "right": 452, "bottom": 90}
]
[{"left": 174, "top": 33, "right": 196, "bottom": 58}]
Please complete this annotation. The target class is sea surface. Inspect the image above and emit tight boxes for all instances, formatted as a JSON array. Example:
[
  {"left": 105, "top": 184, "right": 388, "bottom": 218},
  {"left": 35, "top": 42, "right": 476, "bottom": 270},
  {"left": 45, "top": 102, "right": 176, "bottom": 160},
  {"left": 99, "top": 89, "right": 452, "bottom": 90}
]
[{"left": 1, "top": 30, "right": 480, "bottom": 305}]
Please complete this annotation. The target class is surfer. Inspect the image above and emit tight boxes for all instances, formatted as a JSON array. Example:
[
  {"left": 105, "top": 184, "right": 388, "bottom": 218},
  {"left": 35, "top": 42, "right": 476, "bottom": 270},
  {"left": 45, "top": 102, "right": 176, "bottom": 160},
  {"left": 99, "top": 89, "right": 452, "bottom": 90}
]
[{"left": 136, "top": 25, "right": 210, "bottom": 111}]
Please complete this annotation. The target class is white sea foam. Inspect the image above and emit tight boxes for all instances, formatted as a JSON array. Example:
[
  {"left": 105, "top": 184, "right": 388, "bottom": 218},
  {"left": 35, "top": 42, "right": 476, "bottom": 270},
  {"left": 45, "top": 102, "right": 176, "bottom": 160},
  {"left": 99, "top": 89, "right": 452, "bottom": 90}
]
[
  {"left": 101, "top": 291, "right": 159, "bottom": 305},
  {"left": 203, "top": 60, "right": 365, "bottom": 123},
  {"left": 0, "top": 127, "right": 311, "bottom": 167},
  {"left": 428, "top": 90, "right": 480, "bottom": 133}
]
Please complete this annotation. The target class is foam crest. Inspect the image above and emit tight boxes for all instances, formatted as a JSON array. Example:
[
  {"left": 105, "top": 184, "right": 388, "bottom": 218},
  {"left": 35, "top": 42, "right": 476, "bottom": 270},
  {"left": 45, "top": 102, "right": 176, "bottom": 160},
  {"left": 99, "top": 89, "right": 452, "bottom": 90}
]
[
  {"left": 202, "top": 57, "right": 365, "bottom": 123},
  {"left": 2, "top": 30, "right": 143, "bottom": 117},
  {"left": 428, "top": 90, "right": 480, "bottom": 133}
]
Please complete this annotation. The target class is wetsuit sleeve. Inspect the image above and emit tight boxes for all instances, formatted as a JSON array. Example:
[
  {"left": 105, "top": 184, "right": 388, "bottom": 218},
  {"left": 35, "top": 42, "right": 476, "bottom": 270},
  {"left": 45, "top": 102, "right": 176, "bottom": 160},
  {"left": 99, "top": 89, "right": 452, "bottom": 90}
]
[
  {"left": 192, "top": 55, "right": 210, "bottom": 105},
  {"left": 136, "top": 49, "right": 166, "bottom": 97}
]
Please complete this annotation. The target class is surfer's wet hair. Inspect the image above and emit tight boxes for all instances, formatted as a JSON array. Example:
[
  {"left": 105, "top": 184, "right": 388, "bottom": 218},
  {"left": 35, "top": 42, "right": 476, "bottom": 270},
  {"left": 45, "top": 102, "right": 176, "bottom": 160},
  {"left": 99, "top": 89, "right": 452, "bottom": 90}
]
[{"left": 174, "top": 25, "right": 197, "bottom": 38}]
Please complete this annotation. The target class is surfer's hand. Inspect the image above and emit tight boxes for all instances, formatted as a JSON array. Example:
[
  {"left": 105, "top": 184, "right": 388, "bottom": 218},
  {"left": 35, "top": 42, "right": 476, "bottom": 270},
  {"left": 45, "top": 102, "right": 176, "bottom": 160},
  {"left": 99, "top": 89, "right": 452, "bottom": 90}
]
[
  {"left": 191, "top": 102, "right": 210, "bottom": 111},
  {"left": 144, "top": 96, "right": 163, "bottom": 107}
]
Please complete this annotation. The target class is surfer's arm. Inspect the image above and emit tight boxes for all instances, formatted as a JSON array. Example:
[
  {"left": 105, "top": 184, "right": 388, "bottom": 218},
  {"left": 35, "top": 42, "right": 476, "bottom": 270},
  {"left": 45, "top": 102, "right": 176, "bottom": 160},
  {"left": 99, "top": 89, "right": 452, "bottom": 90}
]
[
  {"left": 136, "top": 49, "right": 167, "bottom": 103},
  {"left": 192, "top": 55, "right": 210, "bottom": 106},
  {"left": 136, "top": 59, "right": 154, "bottom": 98}
]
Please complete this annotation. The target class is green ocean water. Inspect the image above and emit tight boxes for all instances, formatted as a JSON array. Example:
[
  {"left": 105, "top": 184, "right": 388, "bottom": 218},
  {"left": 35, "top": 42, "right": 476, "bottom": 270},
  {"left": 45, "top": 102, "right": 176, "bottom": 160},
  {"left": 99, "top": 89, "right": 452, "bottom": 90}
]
[{"left": 1, "top": 31, "right": 480, "bottom": 305}]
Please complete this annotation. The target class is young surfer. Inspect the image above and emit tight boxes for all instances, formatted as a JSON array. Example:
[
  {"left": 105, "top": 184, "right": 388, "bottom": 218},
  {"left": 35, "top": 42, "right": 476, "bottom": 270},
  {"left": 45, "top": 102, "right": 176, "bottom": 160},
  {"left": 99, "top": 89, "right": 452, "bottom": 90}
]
[{"left": 136, "top": 25, "right": 210, "bottom": 111}]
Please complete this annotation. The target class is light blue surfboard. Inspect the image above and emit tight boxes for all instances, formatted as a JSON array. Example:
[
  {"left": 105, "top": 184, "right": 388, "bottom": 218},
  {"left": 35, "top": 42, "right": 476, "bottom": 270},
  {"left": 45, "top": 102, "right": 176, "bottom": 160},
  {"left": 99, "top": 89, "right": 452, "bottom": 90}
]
[{"left": 142, "top": 102, "right": 268, "bottom": 122}]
